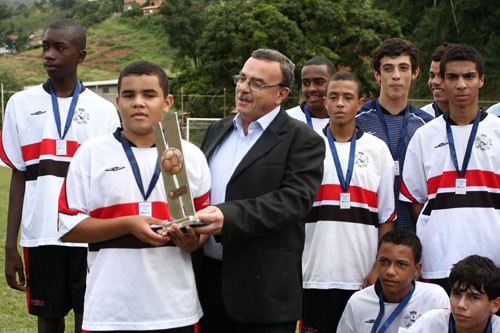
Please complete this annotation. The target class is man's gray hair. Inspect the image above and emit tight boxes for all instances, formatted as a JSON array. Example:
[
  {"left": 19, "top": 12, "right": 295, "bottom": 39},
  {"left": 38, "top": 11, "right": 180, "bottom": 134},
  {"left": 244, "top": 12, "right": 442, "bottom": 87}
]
[{"left": 251, "top": 49, "right": 295, "bottom": 88}]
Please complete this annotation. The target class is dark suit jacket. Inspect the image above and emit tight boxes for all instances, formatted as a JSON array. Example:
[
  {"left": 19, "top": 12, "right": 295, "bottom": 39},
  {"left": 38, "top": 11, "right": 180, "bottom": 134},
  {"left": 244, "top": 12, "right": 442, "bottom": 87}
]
[{"left": 201, "top": 107, "right": 325, "bottom": 323}]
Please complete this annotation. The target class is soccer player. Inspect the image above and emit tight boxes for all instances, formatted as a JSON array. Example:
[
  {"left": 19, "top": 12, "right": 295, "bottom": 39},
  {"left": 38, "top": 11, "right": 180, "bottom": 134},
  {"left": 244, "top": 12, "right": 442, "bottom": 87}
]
[
  {"left": 301, "top": 71, "right": 396, "bottom": 332},
  {"left": 287, "top": 57, "right": 337, "bottom": 131},
  {"left": 356, "top": 38, "right": 433, "bottom": 231},
  {"left": 0, "top": 18, "right": 119, "bottom": 332},
  {"left": 337, "top": 228, "right": 449, "bottom": 333},
  {"left": 410, "top": 255, "right": 500, "bottom": 332},
  {"left": 58, "top": 61, "right": 211, "bottom": 331},
  {"left": 400, "top": 44, "right": 500, "bottom": 293},
  {"left": 421, "top": 43, "right": 455, "bottom": 118}
]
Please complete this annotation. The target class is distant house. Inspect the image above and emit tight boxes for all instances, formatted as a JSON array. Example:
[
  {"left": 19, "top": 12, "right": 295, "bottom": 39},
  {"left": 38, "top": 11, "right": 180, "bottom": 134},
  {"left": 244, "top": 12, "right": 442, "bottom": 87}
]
[
  {"left": 123, "top": 0, "right": 165, "bottom": 14},
  {"left": 84, "top": 79, "right": 119, "bottom": 107}
]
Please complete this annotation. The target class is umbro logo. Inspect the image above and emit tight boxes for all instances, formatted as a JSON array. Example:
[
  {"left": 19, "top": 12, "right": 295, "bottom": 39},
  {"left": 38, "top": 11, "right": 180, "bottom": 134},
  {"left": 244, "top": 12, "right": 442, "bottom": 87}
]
[
  {"left": 31, "top": 110, "right": 47, "bottom": 115},
  {"left": 367, "top": 131, "right": 376, "bottom": 135},
  {"left": 105, "top": 166, "right": 125, "bottom": 171},
  {"left": 434, "top": 142, "right": 449, "bottom": 148},
  {"left": 365, "top": 319, "right": 375, "bottom": 323}
]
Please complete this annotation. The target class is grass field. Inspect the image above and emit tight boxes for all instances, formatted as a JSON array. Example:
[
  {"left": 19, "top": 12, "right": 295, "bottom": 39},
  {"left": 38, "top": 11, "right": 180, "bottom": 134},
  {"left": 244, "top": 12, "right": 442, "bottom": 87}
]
[{"left": 0, "top": 167, "right": 75, "bottom": 332}]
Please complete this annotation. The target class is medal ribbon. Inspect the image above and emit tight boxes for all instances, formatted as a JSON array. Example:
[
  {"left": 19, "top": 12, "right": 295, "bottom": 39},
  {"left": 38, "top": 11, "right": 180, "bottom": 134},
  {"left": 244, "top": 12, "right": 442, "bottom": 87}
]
[
  {"left": 327, "top": 127, "right": 356, "bottom": 193},
  {"left": 445, "top": 110, "right": 480, "bottom": 178},
  {"left": 432, "top": 101, "right": 442, "bottom": 118},
  {"left": 370, "top": 284, "right": 415, "bottom": 333},
  {"left": 49, "top": 79, "right": 81, "bottom": 139},
  {"left": 120, "top": 132, "right": 161, "bottom": 201},
  {"left": 375, "top": 99, "right": 410, "bottom": 160},
  {"left": 303, "top": 104, "right": 313, "bottom": 128}
]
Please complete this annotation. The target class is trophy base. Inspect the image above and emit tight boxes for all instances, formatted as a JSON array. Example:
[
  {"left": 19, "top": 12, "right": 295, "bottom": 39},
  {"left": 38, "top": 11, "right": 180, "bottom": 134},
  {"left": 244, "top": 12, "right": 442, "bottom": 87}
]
[{"left": 162, "top": 216, "right": 207, "bottom": 232}]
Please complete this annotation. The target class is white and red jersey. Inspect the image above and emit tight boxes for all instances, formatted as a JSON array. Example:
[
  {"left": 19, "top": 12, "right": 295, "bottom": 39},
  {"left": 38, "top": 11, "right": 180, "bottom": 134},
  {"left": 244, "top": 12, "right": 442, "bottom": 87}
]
[
  {"left": 409, "top": 308, "right": 500, "bottom": 332},
  {"left": 286, "top": 105, "right": 330, "bottom": 132},
  {"left": 302, "top": 128, "right": 396, "bottom": 290},
  {"left": 0, "top": 83, "right": 119, "bottom": 247},
  {"left": 58, "top": 130, "right": 211, "bottom": 331},
  {"left": 400, "top": 112, "right": 500, "bottom": 279},
  {"left": 337, "top": 281, "right": 450, "bottom": 333}
]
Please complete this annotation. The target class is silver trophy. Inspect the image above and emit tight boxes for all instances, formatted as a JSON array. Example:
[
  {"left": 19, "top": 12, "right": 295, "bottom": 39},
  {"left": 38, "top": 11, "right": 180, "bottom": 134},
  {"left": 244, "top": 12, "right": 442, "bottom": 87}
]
[{"left": 153, "top": 113, "right": 204, "bottom": 231}]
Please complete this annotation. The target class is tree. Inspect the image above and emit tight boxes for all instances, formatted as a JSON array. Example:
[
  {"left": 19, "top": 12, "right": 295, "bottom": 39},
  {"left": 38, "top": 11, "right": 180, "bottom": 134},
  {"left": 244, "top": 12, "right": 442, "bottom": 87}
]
[{"left": 160, "top": 0, "right": 401, "bottom": 117}]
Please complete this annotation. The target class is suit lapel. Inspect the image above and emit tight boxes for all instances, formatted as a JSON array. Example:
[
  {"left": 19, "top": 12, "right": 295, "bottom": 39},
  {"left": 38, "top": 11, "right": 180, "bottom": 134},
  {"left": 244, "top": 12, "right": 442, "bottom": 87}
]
[
  {"left": 203, "top": 117, "right": 235, "bottom": 159},
  {"left": 229, "top": 108, "right": 287, "bottom": 182}
]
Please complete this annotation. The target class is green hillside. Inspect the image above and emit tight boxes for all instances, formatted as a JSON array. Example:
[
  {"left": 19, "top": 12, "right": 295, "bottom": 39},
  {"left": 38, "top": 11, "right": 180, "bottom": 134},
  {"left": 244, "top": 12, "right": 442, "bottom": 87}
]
[{"left": 0, "top": 15, "right": 176, "bottom": 88}]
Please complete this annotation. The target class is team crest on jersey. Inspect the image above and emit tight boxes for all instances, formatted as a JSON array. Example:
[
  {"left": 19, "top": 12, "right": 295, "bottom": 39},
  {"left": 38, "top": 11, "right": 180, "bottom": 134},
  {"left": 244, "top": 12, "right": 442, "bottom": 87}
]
[
  {"left": 73, "top": 107, "right": 89, "bottom": 124},
  {"left": 402, "top": 310, "right": 418, "bottom": 327},
  {"left": 474, "top": 134, "right": 492, "bottom": 151},
  {"left": 355, "top": 151, "right": 369, "bottom": 167}
]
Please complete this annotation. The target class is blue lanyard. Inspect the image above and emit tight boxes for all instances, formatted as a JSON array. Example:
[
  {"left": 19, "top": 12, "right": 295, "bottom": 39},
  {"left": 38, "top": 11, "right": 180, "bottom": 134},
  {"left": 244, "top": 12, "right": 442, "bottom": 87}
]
[
  {"left": 445, "top": 110, "right": 481, "bottom": 178},
  {"left": 303, "top": 104, "right": 313, "bottom": 128},
  {"left": 371, "top": 284, "right": 415, "bottom": 333},
  {"left": 120, "top": 132, "right": 161, "bottom": 201},
  {"left": 449, "top": 313, "right": 492, "bottom": 333},
  {"left": 49, "top": 79, "right": 81, "bottom": 139},
  {"left": 327, "top": 127, "right": 356, "bottom": 193},
  {"left": 375, "top": 99, "right": 410, "bottom": 160},
  {"left": 432, "top": 101, "right": 442, "bottom": 118}
]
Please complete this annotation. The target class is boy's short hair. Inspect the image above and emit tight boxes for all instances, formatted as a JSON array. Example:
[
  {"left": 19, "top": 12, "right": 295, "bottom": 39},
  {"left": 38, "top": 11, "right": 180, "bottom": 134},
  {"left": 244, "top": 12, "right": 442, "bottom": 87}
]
[
  {"left": 47, "top": 18, "right": 86, "bottom": 51},
  {"left": 439, "top": 43, "right": 484, "bottom": 78},
  {"left": 327, "top": 71, "right": 363, "bottom": 99},
  {"left": 118, "top": 61, "right": 170, "bottom": 96},
  {"left": 450, "top": 255, "right": 500, "bottom": 301},
  {"left": 430, "top": 42, "right": 456, "bottom": 62},
  {"left": 372, "top": 38, "right": 419, "bottom": 74},
  {"left": 377, "top": 228, "right": 422, "bottom": 264},
  {"left": 251, "top": 48, "right": 295, "bottom": 88},
  {"left": 303, "top": 57, "right": 337, "bottom": 76}
]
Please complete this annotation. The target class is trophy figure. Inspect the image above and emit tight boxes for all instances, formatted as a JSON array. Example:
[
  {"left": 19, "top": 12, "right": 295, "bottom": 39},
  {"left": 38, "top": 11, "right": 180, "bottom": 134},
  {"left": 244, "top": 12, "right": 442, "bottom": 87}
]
[{"left": 153, "top": 113, "right": 204, "bottom": 230}]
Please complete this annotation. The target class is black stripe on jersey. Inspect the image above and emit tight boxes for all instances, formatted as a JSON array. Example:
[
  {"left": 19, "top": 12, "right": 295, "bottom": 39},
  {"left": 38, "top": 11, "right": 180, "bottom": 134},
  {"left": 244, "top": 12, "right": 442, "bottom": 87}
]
[
  {"left": 306, "top": 204, "right": 379, "bottom": 227},
  {"left": 423, "top": 191, "right": 500, "bottom": 216},
  {"left": 26, "top": 160, "right": 70, "bottom": 181},
  {"left": 89, "top": 232, "right": 176, "bottom": 252}
]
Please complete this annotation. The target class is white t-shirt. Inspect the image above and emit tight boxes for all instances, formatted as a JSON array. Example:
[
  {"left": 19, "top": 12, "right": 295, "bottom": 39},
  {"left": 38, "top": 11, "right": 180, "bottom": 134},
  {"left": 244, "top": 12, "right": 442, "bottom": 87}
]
[
  {"left": 59, "top": 131, "right": 211, "bottom": 331},
  {"left": 303, "top": 129, "right": 396, "bottom": 290},
  {"left": 1, "top": 83, "right": 119, "bottom": 247},
  {"left": 408, "top": 308, "right": 500, "bottom": 332},
  {"left": 337, "top": 281, "right": 450, "bottom": 333}
]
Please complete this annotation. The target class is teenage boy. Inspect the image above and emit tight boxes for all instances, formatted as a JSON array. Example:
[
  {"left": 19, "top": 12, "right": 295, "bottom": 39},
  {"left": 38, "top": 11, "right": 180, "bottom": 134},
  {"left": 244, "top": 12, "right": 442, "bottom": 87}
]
[
  {"left": 301, "top": 71, "right": 396, "bottom": 332},
  {"left": 421, "top": 43, "right": 455, "bottom": 118},
  {"left": 0, "top": 18, "right": 119, "bottom": 332},
  {"left": 410, "top": 255, "right": 500, "bottom": 332},
  {"left": 58, "top": 60, "right": 211, "bottom": 332},
  {"left": 337, "top": 228, "right": 449, "bottom": 333},
  {"left": 287, "top": 57, "right": 337, "bottom": 131},
  {"left": 400, "top": 44, "right": 500, "bottom": 294},
  {"left": 356, "top": 38, "right": 433, "bottom": 230}
]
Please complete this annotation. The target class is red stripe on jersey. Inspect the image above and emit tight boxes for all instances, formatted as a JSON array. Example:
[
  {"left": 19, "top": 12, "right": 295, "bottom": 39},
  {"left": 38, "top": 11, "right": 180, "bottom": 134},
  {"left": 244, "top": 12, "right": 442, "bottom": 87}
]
[
  {"left": 315, "top": 184, "right": 378, "bottom": 207},
  {"left": 400, "top": 178, "right": 419, "bottom": 203},
  {"left": 21, "top": 138, "right": 80, "bottom": 162},
  {"left": 194, "top": 191, "right": 210, "bottom": 211},
  {"left": 386, "top": 208, "right": 397, "bottom": 223},
  {"left": 90, "top": 202, "right": 172, "bottom": 220},
  {"left": 58, "top": 179, "right": 85, "bottom": 230},
  {"left": 427, "top": 170, "right": 500, "bottom": 196},
  {"left": 0, "top": 133, "right": 16, "bottom": 169}
]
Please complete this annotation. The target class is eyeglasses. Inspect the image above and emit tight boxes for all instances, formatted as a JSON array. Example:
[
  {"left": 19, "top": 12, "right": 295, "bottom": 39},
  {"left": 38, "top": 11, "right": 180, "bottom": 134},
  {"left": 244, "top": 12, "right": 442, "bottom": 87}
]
[{"left": 233, "top": 74, "right": 283, "bottom": 92}]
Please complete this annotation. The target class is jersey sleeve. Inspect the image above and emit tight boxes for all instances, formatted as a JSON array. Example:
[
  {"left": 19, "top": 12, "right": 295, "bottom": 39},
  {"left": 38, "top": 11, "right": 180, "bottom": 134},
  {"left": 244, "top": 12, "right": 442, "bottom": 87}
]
[
  {"left": 58, "top": 143, "right": 92, "bottom": 236},
  {"left": 1, "top": 96, "right": 25, "bottom": 170},
  {"left": 400, "top": 129, "right": 427, "bottom": 204},
  {"left": 104, "top": 103, "right": 120, "bottom": 133},
  {"left": 182, "top": 140, "right": 211, "bottom": 211},
  {"left": 377, "top": 142, "right": 397, "bottom": 223},
  {"left": 336, "top": 298, "right": 356, "bottom": 333}
]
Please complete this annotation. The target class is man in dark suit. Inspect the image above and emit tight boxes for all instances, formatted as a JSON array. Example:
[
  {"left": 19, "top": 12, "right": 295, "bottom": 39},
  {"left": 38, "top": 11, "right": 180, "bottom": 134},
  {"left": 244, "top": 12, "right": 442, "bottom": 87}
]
[{"left": 194, "top": 48, "right": 325, "bottom": 333}]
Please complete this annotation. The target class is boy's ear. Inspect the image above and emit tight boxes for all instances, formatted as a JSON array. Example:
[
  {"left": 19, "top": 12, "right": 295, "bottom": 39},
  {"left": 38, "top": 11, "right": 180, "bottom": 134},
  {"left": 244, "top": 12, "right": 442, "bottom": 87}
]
[{"left": 490, "top": 297, "right": 500, "bottom": 314}]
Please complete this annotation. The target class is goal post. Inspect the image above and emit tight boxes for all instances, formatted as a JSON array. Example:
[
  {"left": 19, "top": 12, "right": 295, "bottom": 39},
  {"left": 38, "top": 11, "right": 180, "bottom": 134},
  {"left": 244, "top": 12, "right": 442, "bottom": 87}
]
[{"left": 185, "top": 117, "right": 221, "bottom": 147}]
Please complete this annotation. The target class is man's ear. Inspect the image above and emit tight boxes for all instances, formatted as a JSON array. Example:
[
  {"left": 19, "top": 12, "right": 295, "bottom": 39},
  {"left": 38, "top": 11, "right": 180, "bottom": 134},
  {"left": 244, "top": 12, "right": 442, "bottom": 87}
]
[
  {"left": 479, "top": 74, "right": 485, "bottom": 88},
  {"left": 163, "top": 94, "right": 174, "bottom": 114},
  {"left": 412, "top": 67, "right": 420, "bottom": 80},
  {"left": 373, "top": 70, "right": 381, "bottom": 84},
  {"left": 275, "top": 87, "right": 290, "bottom": 105},
  {"left": 77, "top": 50, "right": 87, "bottom": 64}
]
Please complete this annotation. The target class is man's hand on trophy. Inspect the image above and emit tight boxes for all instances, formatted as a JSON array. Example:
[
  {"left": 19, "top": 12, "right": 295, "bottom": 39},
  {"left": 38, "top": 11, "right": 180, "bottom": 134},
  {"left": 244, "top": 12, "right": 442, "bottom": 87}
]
[
  {"left": 165, "top": 223, "right": 200, "bottom": 252},
  {"left": 194, "top": 206, "right": 224, "bottom": 235}
]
